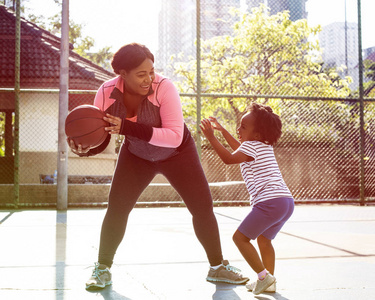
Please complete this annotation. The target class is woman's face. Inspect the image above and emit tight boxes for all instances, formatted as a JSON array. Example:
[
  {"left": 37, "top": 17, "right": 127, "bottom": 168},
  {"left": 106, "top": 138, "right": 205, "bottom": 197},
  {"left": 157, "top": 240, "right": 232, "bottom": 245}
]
[{"left": 121, "top": 58, "right": 155, "bottom": 96}]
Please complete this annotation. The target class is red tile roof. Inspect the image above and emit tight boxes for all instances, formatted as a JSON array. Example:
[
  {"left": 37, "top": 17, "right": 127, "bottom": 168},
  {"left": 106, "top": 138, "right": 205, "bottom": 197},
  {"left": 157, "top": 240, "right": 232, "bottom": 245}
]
[{"left": 0, "top": 5, "right": 114, "bottom": 89}]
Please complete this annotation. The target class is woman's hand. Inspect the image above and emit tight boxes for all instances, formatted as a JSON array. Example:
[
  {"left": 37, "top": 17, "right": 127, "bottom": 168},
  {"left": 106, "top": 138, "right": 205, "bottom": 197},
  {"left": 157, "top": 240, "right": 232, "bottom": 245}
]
[
  {"left": 199, "top": 118, "right": 215, "bottom": 140},
  {"left": 104, "top": 113, "right": 122, "bottom": 135},
  {"left": 66, "top": 138, "right": 91, "bottom": 155}
]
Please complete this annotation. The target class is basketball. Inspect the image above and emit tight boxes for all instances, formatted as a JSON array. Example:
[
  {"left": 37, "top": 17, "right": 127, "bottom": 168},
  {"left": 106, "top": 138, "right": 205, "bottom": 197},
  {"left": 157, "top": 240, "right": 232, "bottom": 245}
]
[{"left": 65, "top": 105, "right": 110, "bottom": 149}]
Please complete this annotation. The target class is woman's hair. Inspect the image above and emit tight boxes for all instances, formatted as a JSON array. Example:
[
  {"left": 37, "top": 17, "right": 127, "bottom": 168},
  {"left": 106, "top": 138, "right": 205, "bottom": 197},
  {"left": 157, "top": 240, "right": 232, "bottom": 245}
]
[
  {"left": 248, "top": 102, "right": 282, "bottom": 146},
  {"left": 111, "top": 43, "right": 154, "bottom": 74}
]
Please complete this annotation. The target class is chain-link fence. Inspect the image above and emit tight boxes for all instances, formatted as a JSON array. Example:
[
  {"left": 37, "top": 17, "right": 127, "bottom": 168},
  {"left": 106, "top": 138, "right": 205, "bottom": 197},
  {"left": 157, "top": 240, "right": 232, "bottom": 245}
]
[{"left": 0, "top": 0, "right": 374, "bottom": 208}]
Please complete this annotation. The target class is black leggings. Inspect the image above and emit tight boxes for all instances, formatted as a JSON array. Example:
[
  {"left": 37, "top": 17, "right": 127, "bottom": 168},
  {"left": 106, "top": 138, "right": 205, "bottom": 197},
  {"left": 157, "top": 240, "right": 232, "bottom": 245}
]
[{"left": 98, "top": 137, "right": 223, "bottom": 268}]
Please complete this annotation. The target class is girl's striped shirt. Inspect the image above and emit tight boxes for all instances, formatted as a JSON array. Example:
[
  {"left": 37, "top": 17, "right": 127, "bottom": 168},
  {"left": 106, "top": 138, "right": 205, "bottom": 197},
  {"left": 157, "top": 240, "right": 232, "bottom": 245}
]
[{"left": 234, "top": 141, "right": 293, "bottom": 206}]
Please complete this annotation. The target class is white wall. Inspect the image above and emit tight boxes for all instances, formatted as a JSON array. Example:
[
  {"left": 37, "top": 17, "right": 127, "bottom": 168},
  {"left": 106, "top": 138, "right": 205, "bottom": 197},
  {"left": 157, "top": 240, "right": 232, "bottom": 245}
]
[{"left": 19, "top": 93, "right": 59, "bottom": 152}]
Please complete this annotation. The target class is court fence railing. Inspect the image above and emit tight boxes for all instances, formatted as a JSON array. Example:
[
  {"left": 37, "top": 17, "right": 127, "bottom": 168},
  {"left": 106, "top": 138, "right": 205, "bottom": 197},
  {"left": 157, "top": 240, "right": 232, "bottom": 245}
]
[{"left": 0, "top": 88, "right": 374, "bottom": 208}]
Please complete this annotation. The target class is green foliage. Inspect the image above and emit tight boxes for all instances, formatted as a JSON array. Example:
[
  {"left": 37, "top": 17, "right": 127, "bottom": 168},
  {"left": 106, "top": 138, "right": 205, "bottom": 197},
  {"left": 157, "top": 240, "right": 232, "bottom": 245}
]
[
  {"left": 278, "top": 99, "right": 359, "bottom": 146},
  {"left": 0, "top": 112, "right": 5, "bottom": 157},
  {"left": 362, "top": 59, "right": 375, "bottom": 97},
  {"left": 85, "top": 47, "right": 114, "bottom": 71},
  {"left": 173, "top": 5, "right": 352, "bottom": 141}
]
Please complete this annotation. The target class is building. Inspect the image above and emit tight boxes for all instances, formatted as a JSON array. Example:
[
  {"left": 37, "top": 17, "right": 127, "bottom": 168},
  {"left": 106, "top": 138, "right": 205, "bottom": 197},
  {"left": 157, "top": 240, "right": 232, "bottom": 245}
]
[
  {"left": 157, "top": 0, "right": 201, "bottom": 75},
  {"left": 157, "top": 0, "right": 240, "bottom": 78},
  {"left": 201, "top": 0, "right": 241, "bottom": 40},
  {"left": 319, "top": 22, "right": 359, "bottom": 88},
  {"left": 246, "top": 0, "right": 308, "bottom": 21}
]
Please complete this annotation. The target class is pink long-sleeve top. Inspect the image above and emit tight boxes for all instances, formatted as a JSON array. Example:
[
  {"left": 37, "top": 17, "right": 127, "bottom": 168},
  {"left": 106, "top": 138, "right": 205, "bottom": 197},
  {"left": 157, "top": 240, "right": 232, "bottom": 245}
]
[{"left": 91, "top": 73, "right": 189, "bottom": 161}]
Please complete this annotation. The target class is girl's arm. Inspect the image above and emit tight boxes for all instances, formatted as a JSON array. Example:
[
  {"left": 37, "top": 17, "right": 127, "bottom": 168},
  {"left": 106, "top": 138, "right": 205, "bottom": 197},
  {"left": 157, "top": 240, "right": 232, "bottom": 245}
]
[
  {"left": 200, "top": 119, "right": 253, "bottom": 165},
  {"left": 209, "top": 117, "right": 240, "bottom": 151}
]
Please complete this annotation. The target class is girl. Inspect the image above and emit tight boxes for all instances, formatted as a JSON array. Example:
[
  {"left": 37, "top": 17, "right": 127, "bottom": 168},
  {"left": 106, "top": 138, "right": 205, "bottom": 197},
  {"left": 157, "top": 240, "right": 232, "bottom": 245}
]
[{"left": 200, "top": 102, "right": 294, "bottom": 295}]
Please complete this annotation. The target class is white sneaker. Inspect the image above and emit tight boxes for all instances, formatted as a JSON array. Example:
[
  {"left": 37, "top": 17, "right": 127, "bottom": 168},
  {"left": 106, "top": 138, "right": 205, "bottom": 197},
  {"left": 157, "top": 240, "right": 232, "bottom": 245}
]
[
  {"left": 206, "top": 260, "right": 249, "bottom": 284},
  {"left": 252, "top": 273, "right": 276, "bottom": 295},
  {"left": 246, "top": 280, "right": 276, "bottom": 293},
  {"left": 86, "top": 263, "right": 112, "bottom": 290}
]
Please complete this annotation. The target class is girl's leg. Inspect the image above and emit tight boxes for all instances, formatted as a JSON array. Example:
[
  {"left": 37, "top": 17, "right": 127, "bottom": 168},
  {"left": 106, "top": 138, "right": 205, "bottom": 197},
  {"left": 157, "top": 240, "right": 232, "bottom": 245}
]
[
  {"left": 98, "top": 148, "right": 155, "bottom": 268},
  {"left": 257, "top": 235, "right": 275, "bottom": 275},
  {"left": 160, "top": 140, "right": 223, "bottom": 266},
  {"left": 233, "top": 230, "right": 265, "bottom": 273},
  {"left": 236, "top": 198, "right": 294, "bottom": 275},
  {"left": 257, "top": 197, "right": 294, "bottom": 275}
]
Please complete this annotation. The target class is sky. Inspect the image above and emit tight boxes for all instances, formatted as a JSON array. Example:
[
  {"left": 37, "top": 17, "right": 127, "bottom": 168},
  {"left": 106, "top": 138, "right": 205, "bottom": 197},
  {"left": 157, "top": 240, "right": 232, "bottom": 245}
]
[
  {"left": 306, "top": 0, "right": 375, "bottom": 49},
  {"left": 23, "top": 0, "right": 375, "bottom": 54}
]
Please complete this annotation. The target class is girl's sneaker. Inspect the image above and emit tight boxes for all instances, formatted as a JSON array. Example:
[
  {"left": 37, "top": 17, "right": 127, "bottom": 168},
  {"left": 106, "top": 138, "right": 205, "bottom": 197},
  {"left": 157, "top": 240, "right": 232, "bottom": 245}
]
[
  {"left": 206, "top": 260, "right": 249, "bottom": 284},
  {"left": 252, "top": 273, "right": 276, "bottom": 295},
  {"left": 246, "top": 280, "right": 276, "bottom": 293},
  {"left": 85, "top": 263, "right": 112, "bottom": 290}
]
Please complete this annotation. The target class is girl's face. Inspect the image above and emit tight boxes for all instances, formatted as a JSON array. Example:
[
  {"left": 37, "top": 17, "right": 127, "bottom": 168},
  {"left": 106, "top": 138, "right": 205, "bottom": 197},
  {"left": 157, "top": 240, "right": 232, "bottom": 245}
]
[
  {"left": 121, "top": 58, "right": 155, "bottom": 96},
  {"left": 237, "top": 112, "right": 260, "bottom": 143}
]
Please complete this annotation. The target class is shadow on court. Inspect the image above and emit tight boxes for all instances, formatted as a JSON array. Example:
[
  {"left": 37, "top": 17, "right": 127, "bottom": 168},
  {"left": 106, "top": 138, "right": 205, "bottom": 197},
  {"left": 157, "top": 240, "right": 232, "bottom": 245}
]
[{"left": 0, "top": 205, "right": 374, "bottom": 300}]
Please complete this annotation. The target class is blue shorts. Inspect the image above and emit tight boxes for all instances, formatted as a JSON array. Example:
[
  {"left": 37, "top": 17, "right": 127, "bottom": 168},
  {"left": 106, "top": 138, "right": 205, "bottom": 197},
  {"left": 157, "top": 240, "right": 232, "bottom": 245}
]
[{"left": 238, "top": 197, "right": 294, "bottom": 240}]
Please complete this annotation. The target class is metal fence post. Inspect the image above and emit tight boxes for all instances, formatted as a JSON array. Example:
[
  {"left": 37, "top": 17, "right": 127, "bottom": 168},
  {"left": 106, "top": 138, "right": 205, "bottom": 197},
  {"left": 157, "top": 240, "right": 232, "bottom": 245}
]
[
  {"left": 13, "top": 0, "right": 20, "bottom": 208},
  {"left": 357, "top": 0, "right": 365, "bottom": 206},
  {"left": 57, "top": 0, "right": 69, "bottom": 210},
  {"left": 196, "top": 0, "right": 202, "bottom": 158}
]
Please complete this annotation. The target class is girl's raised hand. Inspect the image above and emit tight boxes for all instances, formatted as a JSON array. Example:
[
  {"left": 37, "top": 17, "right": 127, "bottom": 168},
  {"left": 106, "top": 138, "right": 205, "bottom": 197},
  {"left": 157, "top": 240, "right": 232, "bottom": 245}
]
[
  {"left": 199, "top": 118, "right": 215, "bottom": 139},
  {"left": 208, "top": 116, "right": 224, "bottom": 132}
]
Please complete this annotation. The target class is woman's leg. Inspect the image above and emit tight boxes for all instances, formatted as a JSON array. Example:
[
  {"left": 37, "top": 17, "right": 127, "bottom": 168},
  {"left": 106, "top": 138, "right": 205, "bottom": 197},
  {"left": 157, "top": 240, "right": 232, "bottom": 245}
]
[
  {"left": 98, "top": 147, "right": 155, "bottom": 268},
  {"left": 160, "top": 140, "right": 223, "bottom": 266}
]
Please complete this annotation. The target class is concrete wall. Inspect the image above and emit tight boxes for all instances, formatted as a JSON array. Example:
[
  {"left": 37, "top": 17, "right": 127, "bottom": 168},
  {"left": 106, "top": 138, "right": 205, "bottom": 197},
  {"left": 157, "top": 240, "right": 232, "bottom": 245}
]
[
  {"left": 0, "top": 183, "right": 249, "bottom": 207},
  {"left": 16, "top": 92, "right": 119, "bottom": 183}
]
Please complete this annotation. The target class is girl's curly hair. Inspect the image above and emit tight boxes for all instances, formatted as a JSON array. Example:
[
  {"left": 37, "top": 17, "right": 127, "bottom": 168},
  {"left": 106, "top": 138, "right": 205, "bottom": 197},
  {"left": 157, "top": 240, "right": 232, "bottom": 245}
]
[{"left": 249, "top": 103, "right": 282, "bottom": 146}]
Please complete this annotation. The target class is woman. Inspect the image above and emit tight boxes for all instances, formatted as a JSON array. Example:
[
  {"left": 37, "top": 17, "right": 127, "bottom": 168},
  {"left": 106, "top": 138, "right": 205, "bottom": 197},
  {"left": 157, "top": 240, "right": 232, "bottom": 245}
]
[{"left": 67, "top": 43, "right": 248, "bottom": 290}]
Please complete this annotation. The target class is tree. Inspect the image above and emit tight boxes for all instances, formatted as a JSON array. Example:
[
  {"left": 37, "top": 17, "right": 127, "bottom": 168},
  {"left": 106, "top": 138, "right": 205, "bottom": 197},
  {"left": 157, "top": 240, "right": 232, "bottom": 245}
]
[
  {"left": 25, "top": 1, "right": 113, "bottom": 70},
  {"left": 362, "top": 60, "right": 375, "bottom": 152},
  {"left": 363, "top": 59, "right": 375, "bottom": 97},
  {"left": 173, "top": 5, "right": 351, "bottom": 139},
  {"left": 0, "top": 113, "right": 5, "bottom": 157}
]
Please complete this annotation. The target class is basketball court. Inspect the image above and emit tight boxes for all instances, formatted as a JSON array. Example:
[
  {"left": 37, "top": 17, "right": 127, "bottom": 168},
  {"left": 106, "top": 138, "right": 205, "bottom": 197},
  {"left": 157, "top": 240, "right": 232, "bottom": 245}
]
[{"left": 0, "top": 204, "right": 374, "bottom": 300}]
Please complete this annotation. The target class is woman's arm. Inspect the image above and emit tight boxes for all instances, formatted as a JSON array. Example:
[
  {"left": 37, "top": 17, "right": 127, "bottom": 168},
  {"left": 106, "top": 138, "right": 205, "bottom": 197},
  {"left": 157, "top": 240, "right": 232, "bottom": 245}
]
[
  {"left": 93, "top": 76, "right": 184, "bottom": 148},
  {"left": 148, "top": 79, "right": 184, "bottom": 148},
  {"left": 112, "top": 78, "right": 184, "bottom": 148}
]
